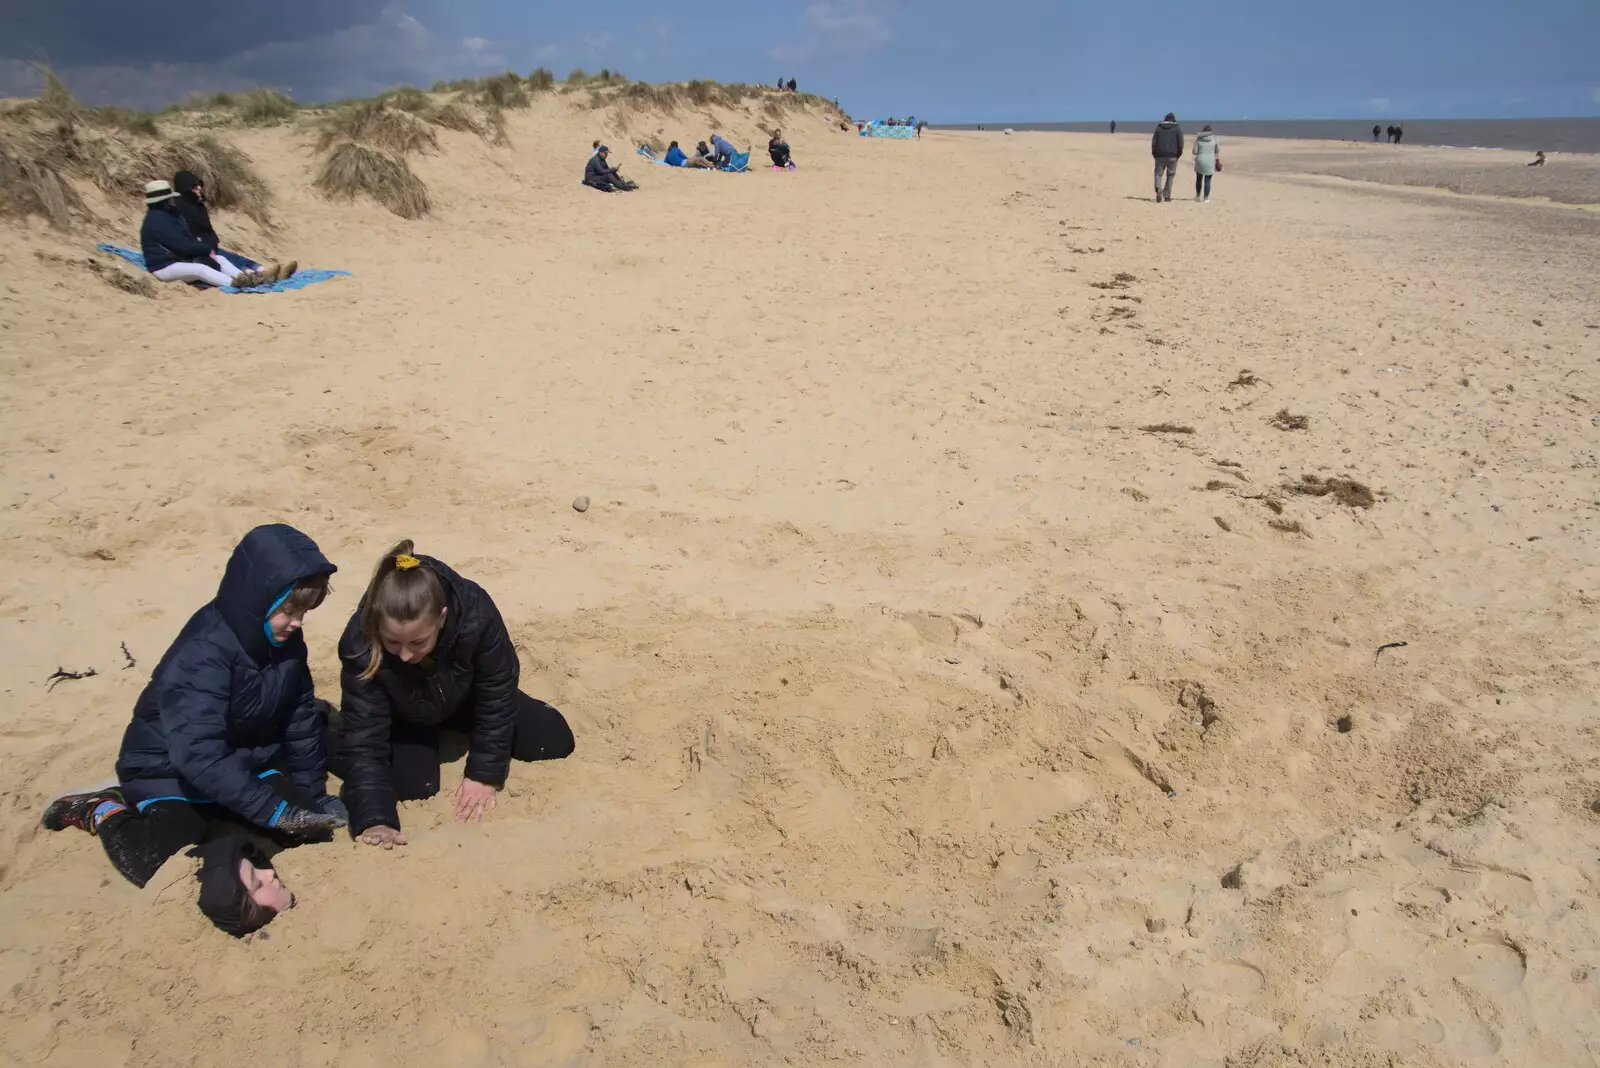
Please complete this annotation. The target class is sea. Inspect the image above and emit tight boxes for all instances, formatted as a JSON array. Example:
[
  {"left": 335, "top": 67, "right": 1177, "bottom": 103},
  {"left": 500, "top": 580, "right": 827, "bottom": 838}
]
[{"left": 942, "top": 118, "right": 1600, "bottom": 155}]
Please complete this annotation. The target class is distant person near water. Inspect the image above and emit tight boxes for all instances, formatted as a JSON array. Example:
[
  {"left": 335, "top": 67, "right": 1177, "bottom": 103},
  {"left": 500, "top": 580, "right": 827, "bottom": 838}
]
[
  {"left": 1373, "top": 124, "right": 1381, "bottom": 141},
  {"left": 1193, "top": 125, "right": 1221, "bottom": 201},
  {"left": 1528, "top": 151, "right": 1547, "bottom": 166},
  {"left": 1151, "top": 113, "right": 1184, "bottom": 203},
  {"left": 1111, "top": 120, "right": 1117, "bottom": 134},
  {"left": 1394, "top": 125, "right": 1404, "bottom": 144},
  {"left": 1386, "top": 125, "right": 1396, "bottom": 143},
  {"left": 583, "top": 145, "right": 638, "bottom": 192}
]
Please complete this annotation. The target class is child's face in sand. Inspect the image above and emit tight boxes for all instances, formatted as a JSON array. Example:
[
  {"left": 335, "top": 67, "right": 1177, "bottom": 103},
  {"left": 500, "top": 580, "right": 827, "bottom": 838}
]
[
  {"left": 240, "top": 859, "right": 295, "bottom": 912},
  {"left": 380, "top": 609, "right": 447, "bottom": 664}
]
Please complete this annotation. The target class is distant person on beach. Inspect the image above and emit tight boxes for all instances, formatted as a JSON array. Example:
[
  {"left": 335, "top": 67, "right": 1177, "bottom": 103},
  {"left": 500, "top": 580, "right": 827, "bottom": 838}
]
[
  {"left": 768, "top": 129, "right": 794, "bottom": 168},
  {"left": 171, "top": 170, "right": 295, "bottom": 282},
  {"left": 1529, "top": 151, "right": 1546, "bottom": 166},
  {"left": 1394, "top": 125, "right": 1404, "bottom": 144},
  {"left": 331, "top": 542, "right": 576, "bottom": 848},
  {"left": 916, "top": 120, "right": 925, "bottom": 138},
  {"left": 583, "top": 145, "right": 637, "bottom": 192},
  {"left": 1373, "top": 124, "right": 1381, "bottom": 141},
  {"left": 39, "top": 524, "right": 346, "bottom": 931},
  {"left": 788, "top": 78, "right": 797, "bottom": 92},
  {"left": 1192, "top": 125, "right": 1220, "bottom": 201},
  {"left": 1386, "top": 125, "right": 1396, "bottom": 143},
  {"left": 685, "top": 141, "right": 718, "bottom": 168},
  {"left": 710, "top": 133, "right": 738, "bottom": 167},
  {"left": 1111, "top": 120, "right": 1117, "bottom": 134},
  {"left": 664, "top": 140, "right": 688, "bottom": 166},
  {"left": 139, "top": 181, "right": 280, "bottom": 289},
  {"left": 1151, "top": 113, "right": 1184, "bottom": 203}
]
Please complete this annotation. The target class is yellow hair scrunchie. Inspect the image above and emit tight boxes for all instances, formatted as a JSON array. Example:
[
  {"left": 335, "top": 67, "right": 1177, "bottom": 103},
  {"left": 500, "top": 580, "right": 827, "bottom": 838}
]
[{"left": 394, "top": 553, "right": 421, "bottom": 571}]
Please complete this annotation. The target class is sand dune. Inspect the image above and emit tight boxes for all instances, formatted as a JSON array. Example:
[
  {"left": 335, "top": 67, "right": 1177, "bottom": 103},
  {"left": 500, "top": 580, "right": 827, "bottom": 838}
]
[{"left": 2, "top": 96, "right": 1600, "bottom": 1067}]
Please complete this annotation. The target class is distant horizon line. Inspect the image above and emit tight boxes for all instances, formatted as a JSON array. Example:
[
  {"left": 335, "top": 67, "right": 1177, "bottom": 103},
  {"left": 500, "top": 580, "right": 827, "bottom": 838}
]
[{"left": 936, "top": 115, "right": 1600, "bottom": 126}]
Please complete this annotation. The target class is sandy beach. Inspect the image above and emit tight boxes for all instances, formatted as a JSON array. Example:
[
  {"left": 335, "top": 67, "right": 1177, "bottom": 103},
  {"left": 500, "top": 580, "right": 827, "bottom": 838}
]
[{"left": 3, "top": 98, "right": 1600, "bottom": 1066}]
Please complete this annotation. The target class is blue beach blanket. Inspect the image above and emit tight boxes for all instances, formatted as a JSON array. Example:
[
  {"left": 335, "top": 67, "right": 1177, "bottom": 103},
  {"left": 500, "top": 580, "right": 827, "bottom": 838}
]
[{"left": 96, "top": 244, "right": 351, "bottom": 294}]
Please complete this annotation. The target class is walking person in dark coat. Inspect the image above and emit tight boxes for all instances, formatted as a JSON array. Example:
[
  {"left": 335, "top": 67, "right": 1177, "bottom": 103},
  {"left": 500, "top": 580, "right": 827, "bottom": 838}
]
[
  {"left": 1372, "top": 124, "right": 1381, "bottom": 141},
  {"left": 171, "top": 170, "right": 296, "bottom": 281},
  {"left": 583, "top": 145, "right": 637, "bottom": 192},
  {"left": 333, "top": 542, "right": 575, "bottom": 848},
  {"left": 40, "top": 525, "right": 347, "bottom": 929},
  {"left": 1151, "top": 113, "right": 1184, "bottom": 202}
]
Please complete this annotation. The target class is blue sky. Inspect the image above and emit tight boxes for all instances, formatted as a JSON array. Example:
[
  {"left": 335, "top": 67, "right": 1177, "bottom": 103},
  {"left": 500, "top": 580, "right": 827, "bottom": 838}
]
[{"left": 2, "top": 1, "right": 1596, "bottom": 121}]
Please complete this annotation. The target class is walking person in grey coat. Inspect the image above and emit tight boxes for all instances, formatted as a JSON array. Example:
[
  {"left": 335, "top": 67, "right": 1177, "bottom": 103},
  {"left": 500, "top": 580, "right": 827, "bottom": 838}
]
[
  {"left": 1192, "top": 125, "right": 1220, "bottom": 201},
  {"left": 1151, "top": 113, "right": 1184, "bottom": 202}
]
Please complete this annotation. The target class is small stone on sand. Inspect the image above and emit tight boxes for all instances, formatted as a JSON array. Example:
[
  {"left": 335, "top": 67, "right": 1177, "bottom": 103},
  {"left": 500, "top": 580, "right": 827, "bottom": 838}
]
[{"left": 572, "top": 495, "right": 590, "bottom": 513}]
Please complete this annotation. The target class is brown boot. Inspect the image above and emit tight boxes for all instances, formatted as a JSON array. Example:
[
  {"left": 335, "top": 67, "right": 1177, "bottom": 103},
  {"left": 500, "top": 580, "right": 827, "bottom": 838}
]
[
  {"left": 280, "top": 261, "right": 298, "bottom": 280},
  {"left": 231, "top": 270, "right": 261, "bottom": 288},
  {"left": 262, "top": 264, "right": 285, "bottom": 284}
]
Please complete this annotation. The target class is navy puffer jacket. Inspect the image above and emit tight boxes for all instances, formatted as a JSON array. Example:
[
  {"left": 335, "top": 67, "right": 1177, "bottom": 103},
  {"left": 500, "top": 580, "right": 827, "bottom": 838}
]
[
  {"left": 336, "top": 557, "right": 520, "bottom": 834},
  {"left": 115, "top": 525, "right": 338, "bottom": 827}
]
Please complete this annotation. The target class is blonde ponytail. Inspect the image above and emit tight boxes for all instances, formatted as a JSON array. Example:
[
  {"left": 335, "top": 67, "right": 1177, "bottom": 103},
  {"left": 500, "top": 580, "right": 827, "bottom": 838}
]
[{"left": 358, "top": 540, "right": 446, "bottom": 680}]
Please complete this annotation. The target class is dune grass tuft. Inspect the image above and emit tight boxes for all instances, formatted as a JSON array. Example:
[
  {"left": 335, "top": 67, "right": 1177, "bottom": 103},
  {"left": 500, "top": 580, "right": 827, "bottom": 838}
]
[
  {"left": 425, "top": 102, "right": 483, "bottom": 135},
  {"left": 0, "top": 141, "right": 90, "bottom": 229},
  {"left": 527, "top": 68, "right": 556, "bottom": 92},
  {"left": 316, "top": 100, "right": 439, "bottom": 155},
  {"left": 237, "top": 88, "right": 297, "bottom": 126},
  {"left": 314, "top": 141, "right": 430, "bottom": 218},
  {"left": 384, "top": 86, "right": 431, "bottom": 113},
  {"left": 481, "top": 72, "right": 530, "bottom": 110}
]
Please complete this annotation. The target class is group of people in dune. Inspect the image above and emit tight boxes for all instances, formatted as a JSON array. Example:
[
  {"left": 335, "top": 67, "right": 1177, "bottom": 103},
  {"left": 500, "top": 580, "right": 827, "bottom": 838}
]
[
  {"left": 1149, "top": 113, "right": 1223, "bottom": 203},
  {"left": 41, "top": 526, "right": 574, "bottom": 936},
  {"left": 139, "top": 173, "right": 296, "bottom": 290},
  {"left": 584, "top": 129, "right": 797, "bottom": 191}
]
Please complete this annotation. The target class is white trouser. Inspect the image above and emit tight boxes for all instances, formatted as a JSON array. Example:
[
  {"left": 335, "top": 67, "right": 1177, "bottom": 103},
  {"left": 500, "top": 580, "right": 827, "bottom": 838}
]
[{"left": 151, "top": 255, "right": 245, "bottom": 288}]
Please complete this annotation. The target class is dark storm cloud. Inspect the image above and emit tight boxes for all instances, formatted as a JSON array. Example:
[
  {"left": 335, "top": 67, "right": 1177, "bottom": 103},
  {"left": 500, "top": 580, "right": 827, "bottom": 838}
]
[
  {"left": 0, "top": 5, "right": 509, "bottom": 108},
  {"left": 1, "top": 2, "right": 390, "bottom": 66}
]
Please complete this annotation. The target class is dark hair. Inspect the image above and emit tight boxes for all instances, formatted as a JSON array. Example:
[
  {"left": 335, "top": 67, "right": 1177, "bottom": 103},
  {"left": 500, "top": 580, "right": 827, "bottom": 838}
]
[
  {"left": 1165, "top": 112, "right": 1176, "bottom": 122},
  {"left": 669, "top": 140, "right": 679, "bottom": 147},
  {"left": 358, "top": 539, "right": 446, "bottom": 680},
  {"left": 279, "top": 573, "right": 331, "bottom": 615},
  {"left": 190, "top": 838, "right": 279, "bottom": 938}
]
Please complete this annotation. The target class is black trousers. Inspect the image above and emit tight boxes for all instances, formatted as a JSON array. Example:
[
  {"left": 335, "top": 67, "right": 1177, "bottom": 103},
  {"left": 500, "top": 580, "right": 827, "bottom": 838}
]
[
  {"left": 339, "top": 692, "right": 575, "bottom": 802},
  {"left": 97, "top": 775, "right": 320, "bottom": 888}
]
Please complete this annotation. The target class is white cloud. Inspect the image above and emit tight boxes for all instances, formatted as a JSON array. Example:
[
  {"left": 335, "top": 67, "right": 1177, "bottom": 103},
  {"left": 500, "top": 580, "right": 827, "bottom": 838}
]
[
  {"left": 771, "top": 1, "right": 892, "bottom": 64},
  {"left": 1366, "top": 97, "right": 1390, "bottom": 112},
  {"left": 582, "top": 32, "right": 614, "bottom": 57},
  {"left": 461, "top": 37, "right": 489, "bottom": 54},
  {"left": 535, "top": 44, "right": 560, "bottom": 62}
]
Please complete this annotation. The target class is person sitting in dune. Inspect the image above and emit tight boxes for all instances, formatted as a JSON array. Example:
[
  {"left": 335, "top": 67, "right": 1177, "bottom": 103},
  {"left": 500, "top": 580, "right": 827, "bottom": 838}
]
[
  {"left": 768, "top": 129, "right": 794, "bottom": 169},
  {"left": 332, "top": 542, "right": 575, "bottom": 847},
  {"left": 172, "top": 170, "right": 294, "bottom": 281},
  {"left": 140, "top": 181, "right": 283, "bottom": 289},
  {"left": 664, "top": 140, "right": 687, "bottom": 166},
  {"left": 710, "top": 133, "right": 738, "bottom": 168},
  {"left": 583, "top": 145, "right": 638, "bottom": 192},
  {"left": 683, "top": 141, "right": 717, "bottom": 168}
]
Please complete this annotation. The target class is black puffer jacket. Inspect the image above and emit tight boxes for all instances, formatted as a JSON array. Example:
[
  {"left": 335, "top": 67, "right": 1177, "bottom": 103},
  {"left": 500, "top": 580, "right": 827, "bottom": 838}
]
[
  {"left": 171, "top": 170, "right": 220, "bottom": 252},
  {"left": 337, "top": 557, "right": 520, "bottom": 834},
  {"left": 115, "top": 525, "right": 337, "bottom": 827},
  {"left": 1151, "top": 119, "right": 1184, "bottom": 159}
]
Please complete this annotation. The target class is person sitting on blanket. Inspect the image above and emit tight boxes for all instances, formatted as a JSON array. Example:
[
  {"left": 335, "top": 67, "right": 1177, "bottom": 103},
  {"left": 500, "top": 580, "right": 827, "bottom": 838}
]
[
  {"left": 583, "top": 146, "right": 638, "bottom": 192},
  {"left": 684, "top": 141, "right": 717, "bottom": 169},
  {"left": 172, "top": 170, "right": 295, "bottom": 281},
  {"left": 768, "top": 130, "right": 794, "bottom": 169},
  {"left": 664, "top": 141, "right": 688, "bottom": 167},
  {"left": 710, "top": 134, "right": 738, "bottom": 167},
  {"left": 140, "top": 181, "right": 283, "bottom": 289}
]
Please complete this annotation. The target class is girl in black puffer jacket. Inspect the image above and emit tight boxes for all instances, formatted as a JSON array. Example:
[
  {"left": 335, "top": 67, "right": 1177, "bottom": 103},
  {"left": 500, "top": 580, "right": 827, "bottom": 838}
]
[{"left": 333, "top": 541, "right": 575, "bottom": 848}]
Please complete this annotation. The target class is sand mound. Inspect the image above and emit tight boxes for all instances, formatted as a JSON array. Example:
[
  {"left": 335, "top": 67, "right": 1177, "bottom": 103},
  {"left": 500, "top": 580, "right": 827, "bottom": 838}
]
[{"left": 2, "top": 96, "right": 1599, "bottom": 1067}]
